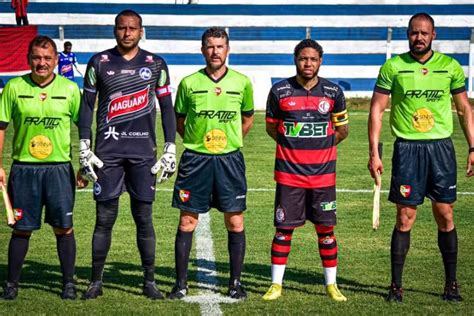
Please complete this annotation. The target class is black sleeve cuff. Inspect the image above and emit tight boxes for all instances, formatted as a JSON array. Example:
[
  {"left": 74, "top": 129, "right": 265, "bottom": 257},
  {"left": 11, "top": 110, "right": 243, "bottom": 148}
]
[
  {"left": 451, "top": 86, "right": 466, "bottom": 95},
  {"left": 374, "top": 85, "right": 391, "bottom": 95},
  {"left": 0, "top": 121, "right": 9, "bottom": 129},
  {"left": 175, "top": 112, "right": 187, "bottom": 118},
  {"left": 242, "top": 110, "right": 254, "bottom": 117}
]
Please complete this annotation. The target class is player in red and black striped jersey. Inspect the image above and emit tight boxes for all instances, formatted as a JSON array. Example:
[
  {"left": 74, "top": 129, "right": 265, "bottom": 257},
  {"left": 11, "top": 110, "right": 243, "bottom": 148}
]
[
  {"left": 263, "top": 39, "right": 349, "bottom": 302},
  {"left": 77, "top": 10, "right": 176, "bottom": 300}
]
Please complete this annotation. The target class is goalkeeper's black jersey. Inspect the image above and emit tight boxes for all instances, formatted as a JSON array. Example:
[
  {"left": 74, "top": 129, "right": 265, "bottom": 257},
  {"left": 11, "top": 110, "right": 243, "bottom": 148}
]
[{"left": 79, "top": 47, "right": 171, "bottom": 158}]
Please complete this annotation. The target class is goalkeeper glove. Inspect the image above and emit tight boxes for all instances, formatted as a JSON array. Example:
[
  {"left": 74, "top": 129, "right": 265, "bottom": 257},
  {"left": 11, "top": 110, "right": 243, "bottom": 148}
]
[
  {"left": 79, "top": 139, "right": 103, "bottom": 182},
  {"left": 151, "top": 142, "right": 176, "bottom": 183}
]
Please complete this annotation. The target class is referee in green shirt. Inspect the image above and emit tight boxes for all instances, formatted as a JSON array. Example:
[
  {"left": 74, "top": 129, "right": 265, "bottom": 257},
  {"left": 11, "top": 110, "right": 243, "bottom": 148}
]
[
  {"left": 368, "top": 13, "right": 474, "bottom": 303},
  {"left": 0, "top": 36, "right": 80, "bottom": 300},
  {"left": 169, "top": 27, "right": 254, "bottom": 300}
]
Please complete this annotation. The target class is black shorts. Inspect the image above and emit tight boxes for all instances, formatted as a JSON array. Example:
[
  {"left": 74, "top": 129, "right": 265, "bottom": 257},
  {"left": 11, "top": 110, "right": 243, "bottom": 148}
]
[
  {"left": 93, "top": 156, "right": 157, "bottom": 202},
  {"left": 172, "top": 150, "right": 247, "bottom": 213},
  {"left": 8, "top": 162, "right": 75, "bottom": 230},
  {"left": 274, "top": 183, "right": 337, "bottom": 228},
  {"left": 389, "top": 138, "right": 457, "bottom": 205}
]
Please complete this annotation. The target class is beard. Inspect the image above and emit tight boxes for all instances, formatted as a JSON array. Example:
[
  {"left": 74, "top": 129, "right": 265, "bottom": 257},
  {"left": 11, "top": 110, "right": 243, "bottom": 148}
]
[
  {"left": 296, "top": 67, "right": 318, "bottom": 81},
  {"left": 409, "top": 40, "right": 432, "bottom": 56}
]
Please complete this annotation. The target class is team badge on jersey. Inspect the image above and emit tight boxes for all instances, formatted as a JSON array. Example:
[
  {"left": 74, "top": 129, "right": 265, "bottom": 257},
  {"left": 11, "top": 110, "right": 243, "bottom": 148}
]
[
  {"left": 139, "top": 67, "right": 152, "bottom": 80},
  {"left": 39, "top": 93, "right": 47, "bottom": 101},
  {"left": 275, "top": 205, "right": 286, "bottom": 223},
  {"left": 215, "top": 87, "right": 222, "bottom": 96},
  {"left": 107, "top": 86, "right": 149, "bottom": 123},
  {"left": 318, "top": 99, "right": 330, "bottom": 114},
  {"left": 179, "top": 190, "right": 190, "bottom": 202},
  {"left": 421, "top": 68, "right": 429, "bottom": 75},
  {"left": 400, "top": 185, "right": 411, "bottom": 198}
]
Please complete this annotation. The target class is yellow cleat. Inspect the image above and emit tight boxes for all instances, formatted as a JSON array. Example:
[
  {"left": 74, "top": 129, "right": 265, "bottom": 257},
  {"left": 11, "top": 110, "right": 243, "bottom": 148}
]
[
  {"left": 326, "top": 284, "right": 347, "bottom": 302},
  {"left": 262, "top": 283, "right": 282, "bottom": 301}
]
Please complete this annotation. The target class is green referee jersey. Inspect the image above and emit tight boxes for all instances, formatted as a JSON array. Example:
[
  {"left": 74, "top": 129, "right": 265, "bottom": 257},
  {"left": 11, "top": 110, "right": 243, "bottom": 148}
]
[
  {"left": 0, "top": 74, "right": 81, "bottom": 162},
  {"left": 375, "top": 51, "right": 466, "bottom": 140},
  {"left": 175, "top": 68, "right": 254, "bottom": 154}
]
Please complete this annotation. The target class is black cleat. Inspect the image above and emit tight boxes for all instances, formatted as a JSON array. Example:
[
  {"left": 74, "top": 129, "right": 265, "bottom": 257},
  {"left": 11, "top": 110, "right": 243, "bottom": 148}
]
[
  {"left": 442, "top": 281, "right": 463, "bottom": 302},
  {"left": 61, "top": 282, "right": 77, "bottom": 300},
  {"left": 81, "top": 281, "right": 103, "bottom": 300},
  {"left": 386, "top": 283, "right": 403, "bottom": 303},
  {"left": 168, "top": 280, "right": 188, "bottom": 300},
  {"left": 0, "top": 282, "right": 18, "bottom": 300},
  {"left": 228, "top": 279, "right": 247, "bottom": 300},
  {"left": 143, "top": 281, "right": 164, "bottom": 300}
]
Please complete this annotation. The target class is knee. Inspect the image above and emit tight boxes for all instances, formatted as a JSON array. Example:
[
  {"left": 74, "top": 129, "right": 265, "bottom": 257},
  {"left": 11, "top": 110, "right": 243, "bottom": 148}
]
[
  {"left": 179, "top": 212, "right": 198, "bottom": 232},
  {"left": 225, "top": 213, "right": 244, "bottom": 232},
  {"left": 53, "top": 227, "right": 73, "bottom": 235}
]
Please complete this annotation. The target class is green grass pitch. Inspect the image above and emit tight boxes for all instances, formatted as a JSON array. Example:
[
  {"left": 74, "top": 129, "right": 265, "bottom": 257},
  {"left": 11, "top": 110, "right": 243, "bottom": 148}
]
[{"left": 0, "top": 109, "right": 473, "bottom": 314}]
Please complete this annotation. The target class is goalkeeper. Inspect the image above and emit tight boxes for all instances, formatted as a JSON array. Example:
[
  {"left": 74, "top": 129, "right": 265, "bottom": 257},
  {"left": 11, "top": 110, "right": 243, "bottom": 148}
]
[{"left": 77, "top": 10, "right": 176, "bottom": 300}]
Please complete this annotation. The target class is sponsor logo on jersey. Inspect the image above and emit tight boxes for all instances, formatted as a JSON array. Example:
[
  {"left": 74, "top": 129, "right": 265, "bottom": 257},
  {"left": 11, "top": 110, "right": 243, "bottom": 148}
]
[
  {"left": 204, "top": 129, "right": 227, "bottom": 153},
  {"left": 179, "top": 190, "right": 190, "bottom": 202},
  {"left": 279, "top": 90, "right": 292, "bottom": 98},
  {"left": 107, "top": 86, "right": 149, "bottom": 123},
  {"left": 94, "top": 182, "right": 102, "bottom": 195},
  {"left": 449, "top": 185, "right": 456, "bottom": 190},
  {"left": 197, "top": 110, "right": 237, "bottom": 123},
  {"left": 282, "top": 121, "right": 328, "bottom": 138},
  {"left": 107, "top": 70, "right": 115, "bottom": 76},
  {"left": 318, "top": 99, "right": 331, "bottom": 114},
  {"left": 100, "top": 54, "right": 109, "bottom": 62},
  {"left": 275, "top": 205, "right": 286, "bottom": 223},
  {"left": 29, "top": 135, "right": 53, "bottom": 159},
  {"left": 146, "top": 55, "right": 154, "bottom": 63},
  {"left": 121, "top": 69, "right": 135, "bottom": 75},
  {"left": 104, "top": 126, "right": 119, "bottom": 140},
  {"left": 277, "top": 84, "right": 291, "bottom": 91},
  {"left": 404, "top": 89, "right": 443, "bottom": 102},
  {"left": 412, "top": 108, "right": 434, "bottom": 132},
  {"left": 39, "top": 93, "right": 47, "bottom": 101},
  {"left": 400, "top": 185, "right": 411, "bottom": 198},
  {"left": 323, "top": 85, "right": 338, "bottom": 92},
  {"left": 320, "top": 200, "right": 337, "bottom": 211},
  {"left": 24, "top": 117, "right": 61, "bottom": 129},
  {"left": 236, "top": 195, "right": 246, "bottom": 199},
  {"left": 139, "top": 67, "right": 152, "bottom": 80},
  {"left": 215, "top": 87, "right": 222, "bottom": 96},
  {"left": 421, "top": 68, "right": 429, "bottom": 75},
  {"left": 120, "top": 131, "right": 150, "bottom": 138},
  {"left": 61, "top": 64, "right": 73, "bottom": 74},
  {"left": 14, "top": 208, "right": 23, "bottom": 221}
]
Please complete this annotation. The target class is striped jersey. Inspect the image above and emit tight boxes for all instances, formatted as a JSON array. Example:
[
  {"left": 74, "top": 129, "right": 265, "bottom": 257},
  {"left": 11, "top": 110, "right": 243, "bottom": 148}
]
[
  {"left": 266, "top": 76, "right": 348, "bottom": 188},
  {"left": 58, "top": 51, "right": 78, "bottom": 80},
  {"left": 79, "top": 47, "right": 171, "bottom": 158}
]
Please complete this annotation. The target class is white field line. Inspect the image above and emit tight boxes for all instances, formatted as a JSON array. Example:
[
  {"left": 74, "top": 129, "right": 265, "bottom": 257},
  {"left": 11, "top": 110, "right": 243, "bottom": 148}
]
[
  {"left": 182, "top": 212, "right": 239, "bottom": 315},
  {"left": 76, "top": 188, "right": 474, "bottom": 195}
]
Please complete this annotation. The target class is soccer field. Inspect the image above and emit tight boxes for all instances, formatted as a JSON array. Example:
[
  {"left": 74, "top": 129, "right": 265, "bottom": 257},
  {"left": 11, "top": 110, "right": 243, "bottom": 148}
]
[{"left": 0, "top": 110, "right": 473, "bottom": 315}]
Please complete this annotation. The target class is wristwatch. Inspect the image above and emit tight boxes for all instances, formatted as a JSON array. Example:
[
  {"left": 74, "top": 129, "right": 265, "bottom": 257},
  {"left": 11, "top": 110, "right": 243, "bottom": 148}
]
[{"left": 469, "top": 147, "right": 474, "bottom": 153}]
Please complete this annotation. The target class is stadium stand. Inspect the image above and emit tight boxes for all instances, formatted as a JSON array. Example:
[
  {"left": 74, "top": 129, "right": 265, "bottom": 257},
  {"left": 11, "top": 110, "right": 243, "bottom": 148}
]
[{"left": 0, "top": 1, "right": 473, "bottom": 108}]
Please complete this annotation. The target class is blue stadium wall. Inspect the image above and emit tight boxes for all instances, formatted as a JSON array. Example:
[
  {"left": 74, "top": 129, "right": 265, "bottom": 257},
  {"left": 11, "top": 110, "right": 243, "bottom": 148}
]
[{"left": 0, "top": 1, "right": 473, "bottom": 108}]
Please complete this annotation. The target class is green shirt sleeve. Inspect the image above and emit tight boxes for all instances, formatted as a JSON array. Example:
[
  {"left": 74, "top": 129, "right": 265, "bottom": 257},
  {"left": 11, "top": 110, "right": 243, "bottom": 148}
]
[
  {"left": 70, "top": 83, "right": 81, "bottom": 124},
  {"left": 0, "top": 81, "right": 14, "bottom": 125},
  {"left": 175, "top": 79, "right": 188, "bottom": 115},
  {"left": 375, "top": 60, "right": 394, "bottom": 92},
  {"left": 241, "top": 77, "right": 254, "bottom": 113},
  {"left": 450, "top": 58, "right": 466, "bottom": 93}
]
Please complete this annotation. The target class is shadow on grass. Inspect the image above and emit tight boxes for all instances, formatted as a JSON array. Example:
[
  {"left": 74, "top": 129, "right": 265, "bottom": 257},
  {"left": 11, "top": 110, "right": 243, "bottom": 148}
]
[{"left": 0, "top": 259, "right": 440, "bottom": 299}]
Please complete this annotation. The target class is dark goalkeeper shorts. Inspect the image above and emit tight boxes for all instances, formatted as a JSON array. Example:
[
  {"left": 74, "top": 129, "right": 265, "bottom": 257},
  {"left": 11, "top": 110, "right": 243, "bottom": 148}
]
[
  {"left": 172, "top": 149, "right": 247, "bottom": 213},
  {"left": 8, "top": 162, "right": 75, "bottom": 230},
  {"left": 274, "top": 183, "right": 337, "bottom": 228},
  {"left": 389, "top": 138, "right": 457, "bottom": 206},
  {"left": 93, "top": 156, "right": 157, "bottom": 202}
]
